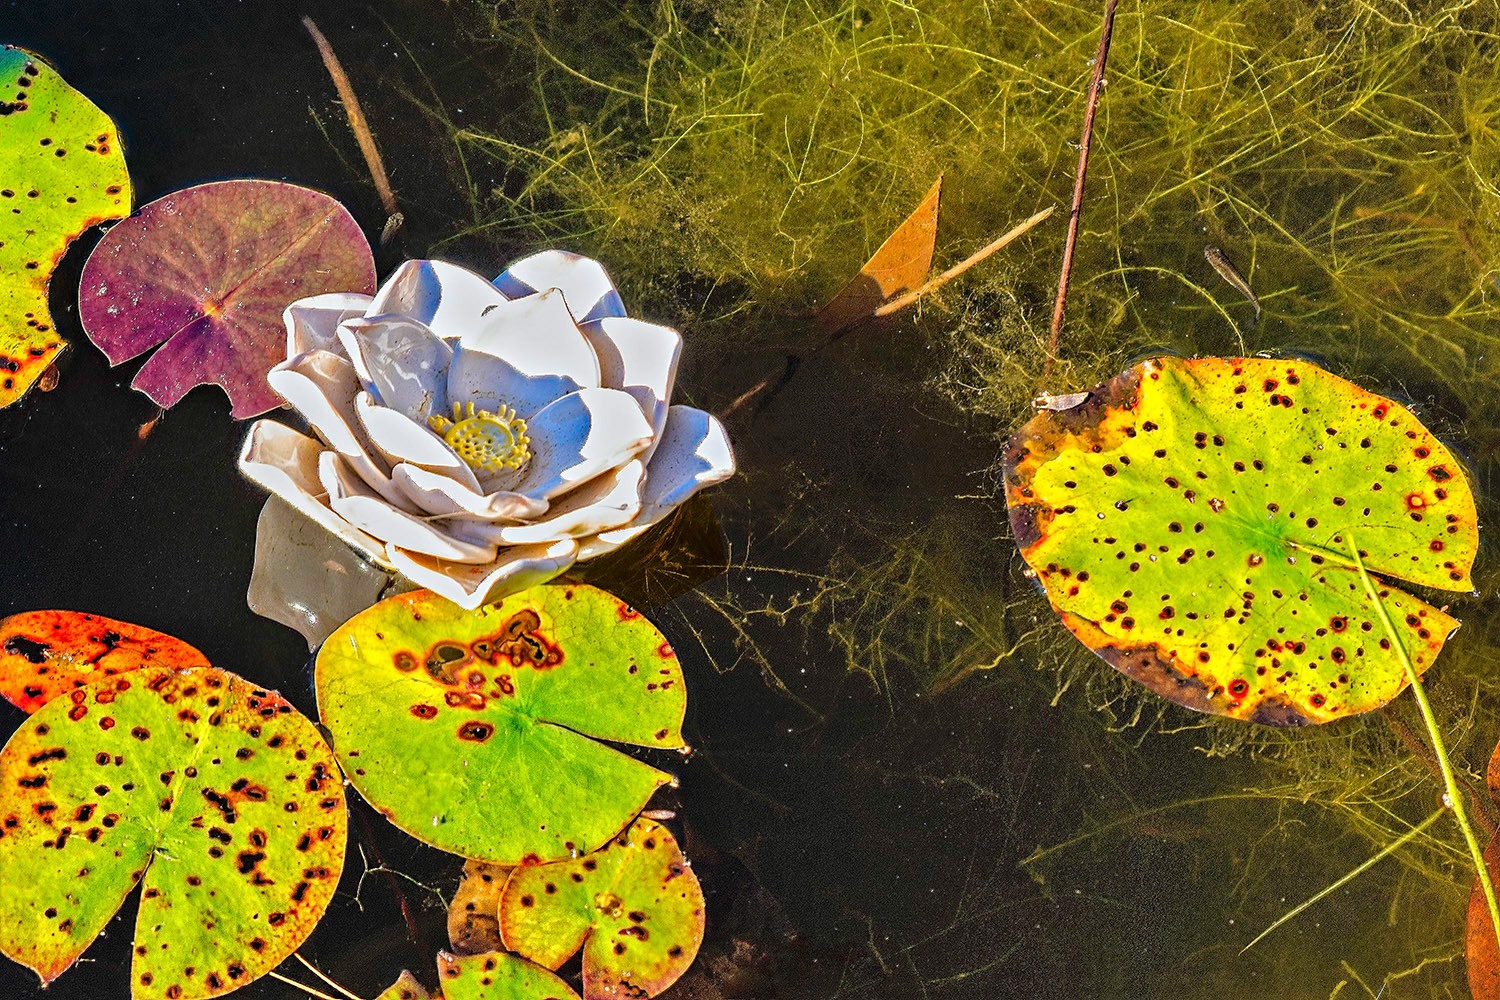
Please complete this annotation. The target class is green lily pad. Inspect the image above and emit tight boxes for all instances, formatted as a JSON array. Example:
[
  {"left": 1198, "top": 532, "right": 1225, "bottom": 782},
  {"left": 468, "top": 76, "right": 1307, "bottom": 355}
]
[
  {"left": 0, "top": 610, "right": 210, "bottom": 714},
  {"left": 498, "top": 819, "right": 704, "bottom": 1000},
  {"left": 0, "top": 45, "right": 131, "bottom": 408},
  {"left": 1003, "top": 356, "right": 1478, "bottom": 725},
  {"left": 435, "top": 950, "right": 581, "bottom": 1000},
  {"left": 315, "top": 585, "right": 686, "bottom": 864},
  {"left": 0, "top": 665, "right": 347, "bottom": 998}
]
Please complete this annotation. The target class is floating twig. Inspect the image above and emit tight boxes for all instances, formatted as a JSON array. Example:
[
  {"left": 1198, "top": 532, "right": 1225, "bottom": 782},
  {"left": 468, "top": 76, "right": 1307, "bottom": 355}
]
[
  {"left": 294, "top": 954, "right": 361, "bottom": 1000},
  {"left": 1047, "top": 0, "right": 1120, "bottom": 367},
  {"left": 302, "top": 16, "right": 401, "bottom": 238}
]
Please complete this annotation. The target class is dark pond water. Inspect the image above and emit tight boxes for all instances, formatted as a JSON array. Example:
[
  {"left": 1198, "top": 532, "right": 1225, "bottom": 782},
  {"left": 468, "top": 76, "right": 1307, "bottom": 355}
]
[{"left": 4, "top": 2, "right": 1500, "bottom": 999}]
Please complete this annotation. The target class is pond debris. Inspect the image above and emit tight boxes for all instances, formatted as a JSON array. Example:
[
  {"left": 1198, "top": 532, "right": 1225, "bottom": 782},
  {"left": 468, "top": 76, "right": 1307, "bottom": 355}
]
[
  {"left": 1048, "top": 0, "right": 1121, "bottom": 366},
  {"left": 302, "top": 16, "right": 400, "bottom": 235}
]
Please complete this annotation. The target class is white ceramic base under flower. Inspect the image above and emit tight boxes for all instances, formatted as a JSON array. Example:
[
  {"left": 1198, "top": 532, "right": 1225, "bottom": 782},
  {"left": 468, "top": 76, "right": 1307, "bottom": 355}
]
[{"left": 239, "top": 251, "right": 736, "bottom": 609}]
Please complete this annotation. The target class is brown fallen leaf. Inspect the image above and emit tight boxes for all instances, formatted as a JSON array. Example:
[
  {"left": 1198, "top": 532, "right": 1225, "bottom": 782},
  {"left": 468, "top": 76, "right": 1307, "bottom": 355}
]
[
  {"left": 446, "top": 858, "right": 511, "bottom": 955},
  {"left": 816, "top": 175, "right": 941, "bottom": 335}
]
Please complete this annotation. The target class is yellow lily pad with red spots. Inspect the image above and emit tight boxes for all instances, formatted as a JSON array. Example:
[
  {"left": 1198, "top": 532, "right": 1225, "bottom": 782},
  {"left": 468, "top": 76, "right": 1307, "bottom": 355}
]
[
  {"left": 499, "top": 819, "right": 704, "bottom": 1000},
  {"left": 315, "top": 585, "right": 686, "bottom": 866},
  {"left": 1003, "top": 356, "right": 1478, "bottom": 725},
  {"left": 0, "top": 666, "right": 346, "bottom": 999},
  {"left": 0, "top": 610, "right": 209, "bottom": 714},
  {"left": 0, "top": 46, "right": 130, "bottom": 407}
]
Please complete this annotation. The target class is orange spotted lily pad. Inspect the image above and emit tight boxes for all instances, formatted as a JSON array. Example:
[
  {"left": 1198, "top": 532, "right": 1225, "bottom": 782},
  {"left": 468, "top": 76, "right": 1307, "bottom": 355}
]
[
  {"left": 315, "top": 585, "right": 686, "bottom": 865},
  {"left": 1003, "top": 356, "right": 1478, "bottom": 725},
  {"left": 448, "top": 859, "right": 511, "bottom": 955},
  {"left": 0, "top": 46, "right": 131, "bottom": 407},
  {"left": 499, "top": 819, "right": 704, "bottom": 1000},
  {"left": 0, "top": 610, "right": 209, "bottom": 714},
  {"left": 0, "top": 665, "right": 346, "bottom": 998}
]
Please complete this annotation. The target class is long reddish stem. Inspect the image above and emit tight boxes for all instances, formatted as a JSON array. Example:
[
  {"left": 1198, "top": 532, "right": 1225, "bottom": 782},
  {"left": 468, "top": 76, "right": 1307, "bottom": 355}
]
[{"left": 1047, "top": 0, "right": 1120, "bottom": 367}]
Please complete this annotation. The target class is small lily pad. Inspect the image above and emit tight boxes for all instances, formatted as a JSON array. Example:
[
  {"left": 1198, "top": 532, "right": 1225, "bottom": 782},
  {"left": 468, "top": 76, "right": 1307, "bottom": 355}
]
[
  {"left": 448, "top": 859, "right": 511, "bottom": 955},
  {"left": 376, "top": 970, "right": 431, "bottom": 1000},
  {"left": 436, "top": 950, "right": 580, "bottom": 1000},
  {"left": 0, "top": 46, "right": 131, "bottom": 407},
  {"left": 498, "top": 819, "right": 704, "bottom": 1000},
  {"left": 1003, "top": 356, "right": 1478, "bottom": 725},
  {"left": 0, "top": 665, "right": 347, "bottom": 998},
  {"left": 78, "top": 178, "right": 376, "bottom": 417},
  {"left": 315, "top": 585, "right": 686, "bottom": 864},
  {"left": 0, "top": 610, "right": 209, "bottom": 714}
]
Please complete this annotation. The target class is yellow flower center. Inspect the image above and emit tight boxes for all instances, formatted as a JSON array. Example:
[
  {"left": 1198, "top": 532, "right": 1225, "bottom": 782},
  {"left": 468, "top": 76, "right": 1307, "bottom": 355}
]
[{"left": 428, "top": 401, "right": 530, "bottom": 473}]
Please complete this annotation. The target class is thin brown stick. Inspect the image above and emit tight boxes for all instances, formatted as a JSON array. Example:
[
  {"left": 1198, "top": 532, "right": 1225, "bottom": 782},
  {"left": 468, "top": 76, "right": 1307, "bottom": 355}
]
[
  {"left": 268, "top": 969, "right": 345, "bottom": 1000},
  {"left": 1047, "top": 0, "right": 1120, "bottom": 367},
  {"left": 302, "top": 16, "right": 399, "bottom": 219},
  {"left": 294, "top": 954, "right": 362, "bottom": 1000},
  {"left": 873, "top": 205, "right": 1055, "bottom": 318}
]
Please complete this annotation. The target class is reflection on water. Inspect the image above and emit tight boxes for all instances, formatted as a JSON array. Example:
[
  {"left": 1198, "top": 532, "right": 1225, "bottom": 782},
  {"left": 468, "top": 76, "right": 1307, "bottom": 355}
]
[{"left": 3, "top": 1, "right": 1500, "bottom": 998}]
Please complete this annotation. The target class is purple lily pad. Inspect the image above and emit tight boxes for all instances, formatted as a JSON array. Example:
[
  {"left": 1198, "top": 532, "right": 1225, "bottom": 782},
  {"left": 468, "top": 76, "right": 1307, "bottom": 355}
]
[{"left": 78, "top": 178, "right": 376, "bottom": 417}]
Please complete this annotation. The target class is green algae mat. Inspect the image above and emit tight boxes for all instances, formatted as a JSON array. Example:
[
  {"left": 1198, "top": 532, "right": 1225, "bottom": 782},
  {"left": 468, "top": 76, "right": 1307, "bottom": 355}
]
[
  {"left": 316, "top": 584, "right": 687, "bottom": 865},
  {"left": 1003, "top": 356, "right": 1478, "bottom": 725},
  {"left": 0, "top": 665, "right": 346, "bottom": 999},
  {"left": 0, "top": 46, "right": 130, "bottom": 407}
]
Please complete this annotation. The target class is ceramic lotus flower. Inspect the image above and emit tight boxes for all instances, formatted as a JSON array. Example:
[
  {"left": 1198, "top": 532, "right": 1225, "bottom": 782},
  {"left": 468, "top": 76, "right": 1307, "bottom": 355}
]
[{"left": 238, "top": 251, "right": 735, "bottom": 609}]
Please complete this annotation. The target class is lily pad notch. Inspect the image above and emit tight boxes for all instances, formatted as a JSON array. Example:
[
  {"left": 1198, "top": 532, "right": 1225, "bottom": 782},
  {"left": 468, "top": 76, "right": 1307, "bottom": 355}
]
[{"left": 1003, "top": 355, "right": 1478, "bottom": 725}]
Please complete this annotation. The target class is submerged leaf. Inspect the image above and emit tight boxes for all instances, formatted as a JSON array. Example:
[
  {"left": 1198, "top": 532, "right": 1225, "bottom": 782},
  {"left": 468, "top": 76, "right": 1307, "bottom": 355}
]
[
  {"left": 0, "top": 665, "right": 347, "bottom": 998},
  {"left": 1003, "top": 356, "right": 1478, "bottom": 725},
  {"left": 499, "top": 819, "right": 704, "bottom": 1000},
  {"left": 78, "top": 178, "right": 376, "bottom": 417},
  {"left": 316, "top": 585, "right": 686, "bottom": 864},
  {"left": 0, "top": 610, "right": 209, "bottom": 714},
  {"left": 816, "top": 175, "right": 940, "bottom": 335},
  {"left": 1467, "top": 740, "right": 1500, "bottom": 1000},
  {"left": 435, "top": 950, "right": 580, "bottom": 1000},
  {"left": 448, "top": 859, "right": 511, "bottom": 955},
  {"left": 0, "top": 46, "right": 131, "bottom": 407}
]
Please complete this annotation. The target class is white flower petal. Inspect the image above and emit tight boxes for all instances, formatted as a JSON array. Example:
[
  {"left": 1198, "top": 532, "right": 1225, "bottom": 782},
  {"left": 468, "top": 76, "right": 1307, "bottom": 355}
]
[
  {"left": 322, "top": 451, "right": 498, "bottom": 564},
  {"left": 575, "top": 406, "right": 735, "bottom": 560},
  {"left": 387, "top": 539, "right": 578, "bottom": 609},
  {"left": 366, "top": 259, "right": 510, "bottom": 336},
  {"left": 447, "top": 288, "right": 602, "bottom": 418},
  {"left": 337, "top": 314, "right": 452, "bottom": 422},
  {"left": 494, "top": 250, "right": 625, "bottom": 323},
  {"left": 511, "top": 387, "right": 654, "bottom": 502},
  {"left": 390, "top": 462, "right": 547, "bottom": 521},
  {"left": 236, "top": 420, "right": 390, "bottom": 566},
  {"left": 498, "top": 460, "right": 644, "bottom": 544},
  {"left": 579, "top": 317, "right": 680, "bottom": 448},
  {"left": 284, "top": 292, "right": 374, "bottom": 357},
  {"left": 353, "top": 392, "right": 483, "bottom": 491},
  {"left": 266, "top": 350, "right": 406, "bottom": 506}
]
